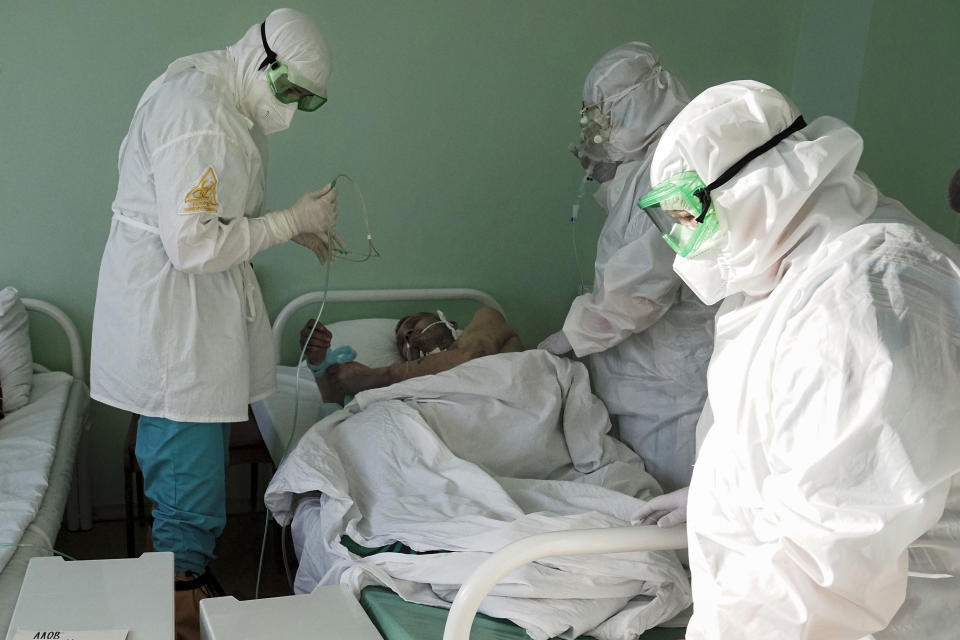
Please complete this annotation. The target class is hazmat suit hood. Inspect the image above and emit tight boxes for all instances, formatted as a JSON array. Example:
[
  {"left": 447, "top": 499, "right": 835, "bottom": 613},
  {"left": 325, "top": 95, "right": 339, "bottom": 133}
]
[
  {"left": 163, "top": 8, "right": 331, "bottom": 136},
  {"left": 579, "top": 42, "right": 689, "bottom": 165},
  {"left": 649, "top": 80, "right": 878, "bottom": 304}
]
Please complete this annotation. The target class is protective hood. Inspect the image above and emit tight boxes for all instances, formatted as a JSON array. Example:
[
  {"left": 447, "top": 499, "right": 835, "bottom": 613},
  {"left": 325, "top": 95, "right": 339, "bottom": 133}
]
[
  {"left": 649, "top": 80, "right": 878, "bottom": 303},
  {"left": 580, "top": 42, "right": 689, "bottom": 164},
  {"left": 164, "top": 9, "right": 330, "bottom": 135}
]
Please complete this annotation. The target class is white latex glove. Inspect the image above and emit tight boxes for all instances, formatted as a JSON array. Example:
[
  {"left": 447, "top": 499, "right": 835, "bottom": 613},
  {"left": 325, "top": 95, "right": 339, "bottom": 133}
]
[
  {"left": 631, "top": 487, "right": 689, "bottom": 528},
  {"left": 293, "top": 231, "right": 345, "bottom": 264},
  {"left": 263, "top": 185, "right": 338, "bottom": 243},
  {"left": 537, "top": 330, "right": 573, "bottom": 355}
]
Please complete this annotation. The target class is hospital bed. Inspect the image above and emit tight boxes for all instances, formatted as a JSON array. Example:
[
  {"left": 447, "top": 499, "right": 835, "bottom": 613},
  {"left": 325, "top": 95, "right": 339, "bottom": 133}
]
[
  {"left": 257, "top": 288, "right": 690, "bottom": 639},
  {"left": 252, "top": 287, "right": 504, "bottom": 462},
  {"left": 0, "top": 297, "right": 92, "bottom": 636}
]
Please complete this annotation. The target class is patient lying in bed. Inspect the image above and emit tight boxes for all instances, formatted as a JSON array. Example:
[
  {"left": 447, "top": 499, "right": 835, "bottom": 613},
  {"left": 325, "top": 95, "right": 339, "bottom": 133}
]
[
  {"left": 300, "top": 307, "right": 523, "bottom": 405},
  {"left": 265, "top": 347, "right": 692, "bottom": 639}
]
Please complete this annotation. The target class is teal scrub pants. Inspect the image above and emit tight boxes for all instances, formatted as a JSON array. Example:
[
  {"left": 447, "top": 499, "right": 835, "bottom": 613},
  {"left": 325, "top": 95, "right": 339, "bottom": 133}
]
[{"left": 135, "top": 416, "right": 230, "bottom": 574}]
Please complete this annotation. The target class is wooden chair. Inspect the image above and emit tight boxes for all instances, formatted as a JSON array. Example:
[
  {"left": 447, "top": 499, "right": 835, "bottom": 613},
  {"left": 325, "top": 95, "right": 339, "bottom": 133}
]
[{"left": 123, "top": 407, "right": 274, "bottom": 557}]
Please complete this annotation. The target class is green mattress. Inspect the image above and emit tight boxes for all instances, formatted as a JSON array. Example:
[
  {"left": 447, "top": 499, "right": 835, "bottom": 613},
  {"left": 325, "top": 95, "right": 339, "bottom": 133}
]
[{"left": 359, "top": 586, "right": 686, "bottom": 640}]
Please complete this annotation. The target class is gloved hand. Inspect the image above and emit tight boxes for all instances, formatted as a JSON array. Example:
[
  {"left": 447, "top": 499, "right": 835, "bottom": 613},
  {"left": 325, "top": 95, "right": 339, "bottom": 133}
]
[
  {"left": 263, "top": 184, "right": 339, "bottom": 243},
  {"left": 293, "top": 231, "right": 344, "bottom": 263},
  {"left": 537, "top": 330, "right": 573, "bottom": 356},
  {"left": 631, "top": 487, "right": 689, "bottom": 528}
]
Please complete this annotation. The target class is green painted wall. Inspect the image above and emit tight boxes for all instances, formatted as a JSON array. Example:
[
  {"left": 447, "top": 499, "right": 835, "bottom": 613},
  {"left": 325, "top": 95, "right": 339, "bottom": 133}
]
[
  {"left": 1, "top": 1, "right": 803, "bottom": 512},
  {"left": 854, "top": 1, "right": 960, "bottom": 241}
]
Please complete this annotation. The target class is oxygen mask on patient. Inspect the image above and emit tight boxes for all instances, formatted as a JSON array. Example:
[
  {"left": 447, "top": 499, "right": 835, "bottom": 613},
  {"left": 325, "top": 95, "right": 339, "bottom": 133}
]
[{"left": 398, "top": 310, "right": 462, "bottom": 361}]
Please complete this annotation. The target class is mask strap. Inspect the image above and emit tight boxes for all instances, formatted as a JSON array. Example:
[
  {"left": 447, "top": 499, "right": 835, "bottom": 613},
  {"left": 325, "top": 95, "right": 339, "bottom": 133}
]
[
  {"left": 436, "top": 310, "right": 463, "bottom": 340},
  {"left": 692, "top": 115, "right": 807, "bottom": 222},
  {"left": 599, "top": 62, "right": 665, "bottom": 108},
  {"left": 257, "top": 21, "right": 278, "bottom": 71}
]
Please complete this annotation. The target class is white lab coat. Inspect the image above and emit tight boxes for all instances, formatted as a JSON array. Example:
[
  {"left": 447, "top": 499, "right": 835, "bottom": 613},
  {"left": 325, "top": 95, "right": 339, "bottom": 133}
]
[
  {"left": 91, "top": 56, "right": 276, "bottom": 422},
  {"left": 649, "top": 81, "right": 960, "bottom": 639},
  {"left": 565, "top": 161, "right": 716, "bottom": 492},
  {"left": 91, "top": 11, "right": 331, "bottom": 423},
  {"left": 562, "top": 43, "right": 715, "bottom": 492}
]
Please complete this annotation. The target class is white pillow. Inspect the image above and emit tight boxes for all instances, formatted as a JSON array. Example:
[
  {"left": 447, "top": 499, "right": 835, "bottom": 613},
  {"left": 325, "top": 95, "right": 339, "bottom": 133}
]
[
  {"left": 326, "top": 318, "right": 403, "bottom": 368},
  {"left": 0, "top": 287, "right": 34, "bottom": 414}
]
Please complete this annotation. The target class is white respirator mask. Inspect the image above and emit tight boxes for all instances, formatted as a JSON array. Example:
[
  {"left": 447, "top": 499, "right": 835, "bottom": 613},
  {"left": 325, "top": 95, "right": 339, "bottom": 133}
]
[{"left": 247, "top": 78, "right": 298, "bottom": 135}]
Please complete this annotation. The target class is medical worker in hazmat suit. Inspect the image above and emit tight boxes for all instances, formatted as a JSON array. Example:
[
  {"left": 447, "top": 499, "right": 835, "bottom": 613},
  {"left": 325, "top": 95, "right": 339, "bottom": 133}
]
[
  {"left": 638, "top": 79, "right": 960, "bottom": 639},
  {"left": 539, "top": 43, "right": 717, "bottom": 493},
  {"left": 90, "top": 9, "right": 339, "bottom": 637}
]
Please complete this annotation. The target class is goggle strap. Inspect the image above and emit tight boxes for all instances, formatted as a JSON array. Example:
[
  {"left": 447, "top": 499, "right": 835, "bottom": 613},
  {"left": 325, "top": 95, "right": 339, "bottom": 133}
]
[
  {"left": 692, "top": 115, "right": 807, "bottom": 222},
  {"left": 257, "top": 20, "right": 278, "bottom": 71}
]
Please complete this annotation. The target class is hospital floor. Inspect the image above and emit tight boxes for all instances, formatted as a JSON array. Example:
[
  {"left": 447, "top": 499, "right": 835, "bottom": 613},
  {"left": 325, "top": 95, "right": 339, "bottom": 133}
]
[{"left": 54, "top": 510, "right": 294, "bottom": 600}]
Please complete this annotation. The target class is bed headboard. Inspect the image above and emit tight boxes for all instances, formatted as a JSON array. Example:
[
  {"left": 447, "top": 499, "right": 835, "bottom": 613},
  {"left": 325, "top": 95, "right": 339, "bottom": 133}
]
[
  {"left": 21, "top": 298, "right": 85, "bottom": 382},
  {"left": 271, "top": 288, "right": 503, "bottom": 361}
]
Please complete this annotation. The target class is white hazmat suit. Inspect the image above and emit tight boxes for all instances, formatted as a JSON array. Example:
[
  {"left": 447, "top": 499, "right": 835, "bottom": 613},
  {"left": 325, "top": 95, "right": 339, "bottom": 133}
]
[
  {"left": 543, "top": 43, "right": 717, "bottom": 492},
  {"left": 91, "top": 9, "right": 335, "bottom": 422},
  {"left": 648, "top": 80, "right": 960, "bottom": 639}
]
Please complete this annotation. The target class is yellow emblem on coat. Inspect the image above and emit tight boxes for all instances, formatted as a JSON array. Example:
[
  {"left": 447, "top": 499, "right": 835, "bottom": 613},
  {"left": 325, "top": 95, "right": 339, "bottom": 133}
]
[{"left": 183, "top": 167, "right": 220, "bottom": 212}]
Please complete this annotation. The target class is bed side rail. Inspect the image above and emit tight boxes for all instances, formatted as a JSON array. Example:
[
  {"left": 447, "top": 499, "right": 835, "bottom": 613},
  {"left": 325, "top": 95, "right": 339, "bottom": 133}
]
[
  {"left": 21, "top": 298, "right": 85, "bottom": 383},
  {"left": 442, "top": 526, "right": 688, "bottom": 640}
]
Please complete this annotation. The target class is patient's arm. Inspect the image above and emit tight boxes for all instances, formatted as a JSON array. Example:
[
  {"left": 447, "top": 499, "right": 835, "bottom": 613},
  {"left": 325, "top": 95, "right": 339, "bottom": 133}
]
[
  {"left": 385, "top": 307, "right": 522, "bottom": 384},
  {"left": 314, "top": 372, "right": 341, "bottom": 404},
  {"left": 327, "top": 307, "right": 523, "bottom": 396}
]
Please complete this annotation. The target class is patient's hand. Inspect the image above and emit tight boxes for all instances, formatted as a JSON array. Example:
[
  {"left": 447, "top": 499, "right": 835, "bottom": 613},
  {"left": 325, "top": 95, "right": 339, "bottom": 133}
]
[
  {"left": 299, "top": 320, "right": 332, "bottom": 364},
  {"left": 328, "top": 362, "right": 391, "bottom": 395}
]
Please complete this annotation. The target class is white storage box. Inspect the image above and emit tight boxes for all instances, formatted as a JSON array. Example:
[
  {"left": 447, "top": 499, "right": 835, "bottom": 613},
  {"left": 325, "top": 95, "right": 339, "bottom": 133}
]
[
  {"left": 199, "top": 586, "right": 382, "bottom": 640},
  {"left": 6, "top": 552, "right": 174, "bottom": 640}
]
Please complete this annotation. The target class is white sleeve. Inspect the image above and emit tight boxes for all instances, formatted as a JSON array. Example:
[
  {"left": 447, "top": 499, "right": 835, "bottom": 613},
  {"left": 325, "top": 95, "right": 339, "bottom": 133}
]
[
  {"left": 563, "top": 215, "right": 681, "bottom": 357},
  {"left": 152, "top": 131, "right": 276, "bottom": 274}
]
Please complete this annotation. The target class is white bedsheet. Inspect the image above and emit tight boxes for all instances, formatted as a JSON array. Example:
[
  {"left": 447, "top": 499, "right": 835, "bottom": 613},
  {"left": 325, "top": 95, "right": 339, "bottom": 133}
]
[
  {"left": 265, "top": 350, "right": 691, "bottom": 640},
  {"left": 0, "top": 371, "right": 72, "bottom": 573}
]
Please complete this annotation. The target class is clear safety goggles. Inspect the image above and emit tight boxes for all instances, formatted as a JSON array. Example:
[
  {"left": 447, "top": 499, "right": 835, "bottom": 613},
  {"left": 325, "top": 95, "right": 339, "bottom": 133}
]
[
  {"left": 638, "top": 171, "right": 720, "bottom": 257},
  {"left": 258, "top": 21, "right": 327, "bottom": 112},
  {"left": 639, "top": 114, "right": 808, "bottom": 257}
]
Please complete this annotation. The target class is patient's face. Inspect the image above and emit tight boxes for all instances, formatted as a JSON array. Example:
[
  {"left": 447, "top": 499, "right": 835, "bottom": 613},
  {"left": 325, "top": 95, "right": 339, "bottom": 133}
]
[{"left": 395, "top": 312, "right": 456, "bottom": 361}]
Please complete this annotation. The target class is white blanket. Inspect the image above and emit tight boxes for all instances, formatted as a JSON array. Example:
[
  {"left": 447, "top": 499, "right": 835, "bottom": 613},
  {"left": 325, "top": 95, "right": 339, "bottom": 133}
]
[
  {"left": 265, "top": 350, "right": 691, "bottom": 639},
  {"left": 0, "top": 371, "right": 72, "bottom": 574}
]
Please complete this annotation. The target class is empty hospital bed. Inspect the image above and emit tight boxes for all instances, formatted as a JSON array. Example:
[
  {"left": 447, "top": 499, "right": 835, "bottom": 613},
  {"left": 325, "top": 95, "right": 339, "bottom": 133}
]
[
  {"left": 0, "top": 294, "right": 92, "bottom": 637},
  {"left": 256, "top": 288, "right": 691, "bottom": 639}
]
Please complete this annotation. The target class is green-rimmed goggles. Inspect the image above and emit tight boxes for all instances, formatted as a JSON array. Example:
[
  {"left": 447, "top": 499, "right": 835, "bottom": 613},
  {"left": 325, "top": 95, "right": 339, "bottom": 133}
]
[
  {"left": 258, "top": 22, "right": 327, "bottom": 112},
  {"left": 638, "top": 114, "right": 808, "bottom": 257},
  {"left": 638, "top": 171, "right": 720, "bottom": 257}
]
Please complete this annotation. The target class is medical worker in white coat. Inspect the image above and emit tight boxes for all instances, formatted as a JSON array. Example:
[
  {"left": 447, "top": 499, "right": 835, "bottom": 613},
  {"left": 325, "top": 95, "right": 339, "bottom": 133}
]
[
  {"left": 538, "top": 43, "right": 717, "bottom": 492},
  {"left": 638, "top": 79, "right": 960, "bottom": 639},
  {"left": 90, "top": 9, "right": 338, "bottom": 636}
]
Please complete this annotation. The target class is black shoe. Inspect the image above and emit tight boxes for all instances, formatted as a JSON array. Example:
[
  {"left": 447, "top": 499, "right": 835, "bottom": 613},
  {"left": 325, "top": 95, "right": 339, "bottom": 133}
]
[{"left": 174, "top": 568, "right": 226, "bottom": 598}]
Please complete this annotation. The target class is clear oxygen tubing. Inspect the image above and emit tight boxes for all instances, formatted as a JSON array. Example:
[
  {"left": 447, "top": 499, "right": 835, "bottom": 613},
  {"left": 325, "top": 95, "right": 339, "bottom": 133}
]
[
  {"left": 255, "top": 173, "right": 377, "bottom": 598},
  {"left": 255, "top": 233, "right": 334, "bottom": 599},
  {"left": 570, "top": 172, "right": 589, "bottom": 294},
  {"left": 330, "top": 173, "right": 380, "bottom": 262},
  {"left": 0, "top": 542, "right": 77, "bottom": 561}
]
